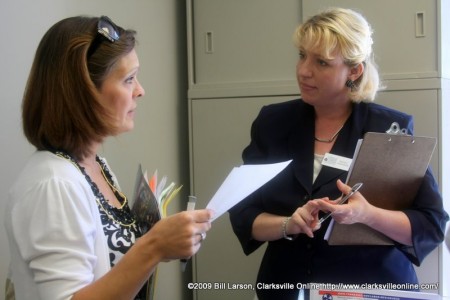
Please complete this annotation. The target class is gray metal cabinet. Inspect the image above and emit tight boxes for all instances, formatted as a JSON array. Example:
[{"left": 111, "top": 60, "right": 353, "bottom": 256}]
[
  {"left": 190, "top": 96, "right": 290, "bottom": 300},
  {"left": 190, "top": 0, "right": 301, "bottom": 86}
]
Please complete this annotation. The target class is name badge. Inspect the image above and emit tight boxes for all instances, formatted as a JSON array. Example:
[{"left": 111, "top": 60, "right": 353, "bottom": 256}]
[{"left": 321, "top": 153, "right": 352, "bottom": 171}]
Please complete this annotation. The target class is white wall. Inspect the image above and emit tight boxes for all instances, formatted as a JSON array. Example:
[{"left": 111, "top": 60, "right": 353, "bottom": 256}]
[{"left": 0, "top": 1, "right": 190, "bottom": 299}]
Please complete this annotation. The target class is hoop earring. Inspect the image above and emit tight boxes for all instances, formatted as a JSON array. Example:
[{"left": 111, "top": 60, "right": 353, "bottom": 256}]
[{"left": 345, "top": 79, "right": 356, "bottom": 91}]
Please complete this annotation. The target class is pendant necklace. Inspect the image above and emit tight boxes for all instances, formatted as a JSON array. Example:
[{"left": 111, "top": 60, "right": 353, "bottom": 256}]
[{"left": 314, "top": 125, "right": 344, "bottom": 143}]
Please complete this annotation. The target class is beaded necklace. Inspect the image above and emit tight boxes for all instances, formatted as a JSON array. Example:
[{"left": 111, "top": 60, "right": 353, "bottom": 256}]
[{"left": 55, "top": 151, "right": 136, "bottom": 228}]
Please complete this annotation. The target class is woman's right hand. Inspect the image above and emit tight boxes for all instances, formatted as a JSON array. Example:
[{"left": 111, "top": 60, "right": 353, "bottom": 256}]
[
  {"left": 287, "top": 199, "right": 325, "bottom": 238},
  {"left": 143, "top": 209, "right": 214, "bottom": 261}
]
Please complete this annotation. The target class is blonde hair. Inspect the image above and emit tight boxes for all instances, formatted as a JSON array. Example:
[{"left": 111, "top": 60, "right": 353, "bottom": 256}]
[{"left": 293, "top": 7, "right": 381, "bottom": 102}]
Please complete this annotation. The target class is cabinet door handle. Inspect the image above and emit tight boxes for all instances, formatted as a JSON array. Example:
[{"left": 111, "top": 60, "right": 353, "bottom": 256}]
[
  {"left": 205, "top": 31, "right": 214, "bottom": 53},
  {"left": 415, "top": 11, "right": 425, "bottom": 37}
]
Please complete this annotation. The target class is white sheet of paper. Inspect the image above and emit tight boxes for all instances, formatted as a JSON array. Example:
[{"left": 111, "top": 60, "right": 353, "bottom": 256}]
[{"left": 206, "top": 160, "right": 292, "bottom": 221}]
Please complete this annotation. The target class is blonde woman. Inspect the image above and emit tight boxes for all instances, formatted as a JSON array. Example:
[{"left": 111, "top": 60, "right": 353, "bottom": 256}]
[{"left": 230, "top": 8, "right": 448, "bottom": 300}]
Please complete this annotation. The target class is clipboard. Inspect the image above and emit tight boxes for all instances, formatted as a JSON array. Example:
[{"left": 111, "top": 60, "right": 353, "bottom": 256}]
[{"left": 325, "top": 125, "right": 437, "bottom": 245}]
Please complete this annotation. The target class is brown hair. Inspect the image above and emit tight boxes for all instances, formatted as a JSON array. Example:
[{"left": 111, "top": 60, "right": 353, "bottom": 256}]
[{"left": 22, "top": 16, "right": 137, "bottom": 160}]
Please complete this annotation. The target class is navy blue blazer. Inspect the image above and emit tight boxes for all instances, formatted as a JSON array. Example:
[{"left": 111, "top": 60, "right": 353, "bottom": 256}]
[{"left": 229, "top": 99, "right": 448, "bottom": 300}]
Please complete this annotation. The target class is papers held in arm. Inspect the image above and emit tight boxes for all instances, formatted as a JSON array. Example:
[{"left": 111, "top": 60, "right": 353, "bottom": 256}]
[{"left": 324, "top": 131, "right": 437, "bottom": 245}]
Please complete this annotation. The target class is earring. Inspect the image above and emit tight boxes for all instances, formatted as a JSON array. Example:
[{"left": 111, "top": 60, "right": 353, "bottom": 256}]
[{"left": 345, "top": 79, "right": 356, "bottom": 91}]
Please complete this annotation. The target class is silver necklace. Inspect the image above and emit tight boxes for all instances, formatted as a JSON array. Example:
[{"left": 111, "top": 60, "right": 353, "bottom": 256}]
[{"left": 314, "top": 125, "right": 344, "bottom": 143}]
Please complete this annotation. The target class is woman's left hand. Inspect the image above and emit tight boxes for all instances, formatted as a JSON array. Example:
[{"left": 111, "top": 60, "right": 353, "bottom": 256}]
[
  {"left": 315, "top": 179, "right": 373, "bottom": 225},
  {"left": 316, "top": 179, "right": 413, "bottom": 245}
]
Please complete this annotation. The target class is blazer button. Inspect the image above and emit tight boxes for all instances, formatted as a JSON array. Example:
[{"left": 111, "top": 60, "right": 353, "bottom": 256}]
[{"left": 303, "top": 195, "right": 310, "bottom": 201}]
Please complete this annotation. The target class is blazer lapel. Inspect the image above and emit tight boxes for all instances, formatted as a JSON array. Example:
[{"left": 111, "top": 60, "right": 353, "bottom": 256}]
[{"left": 289, "top": 104, "right": 315, "bottom": 195}]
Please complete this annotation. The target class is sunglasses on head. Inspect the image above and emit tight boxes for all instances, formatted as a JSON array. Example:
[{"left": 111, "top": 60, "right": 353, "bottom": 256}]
[{"left": 87, "top": 16, "right": 121, "bottom": 58}]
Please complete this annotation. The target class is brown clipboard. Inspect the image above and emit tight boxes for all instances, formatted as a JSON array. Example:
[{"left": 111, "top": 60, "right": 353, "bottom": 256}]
[{"left": 325, "top": 131, "right": 437, "bottom": 245}]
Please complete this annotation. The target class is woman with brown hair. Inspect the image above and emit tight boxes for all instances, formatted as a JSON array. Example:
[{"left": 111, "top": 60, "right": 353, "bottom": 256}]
[{"left": 5, "top": 15, "right": 213, "bottom": 300}]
